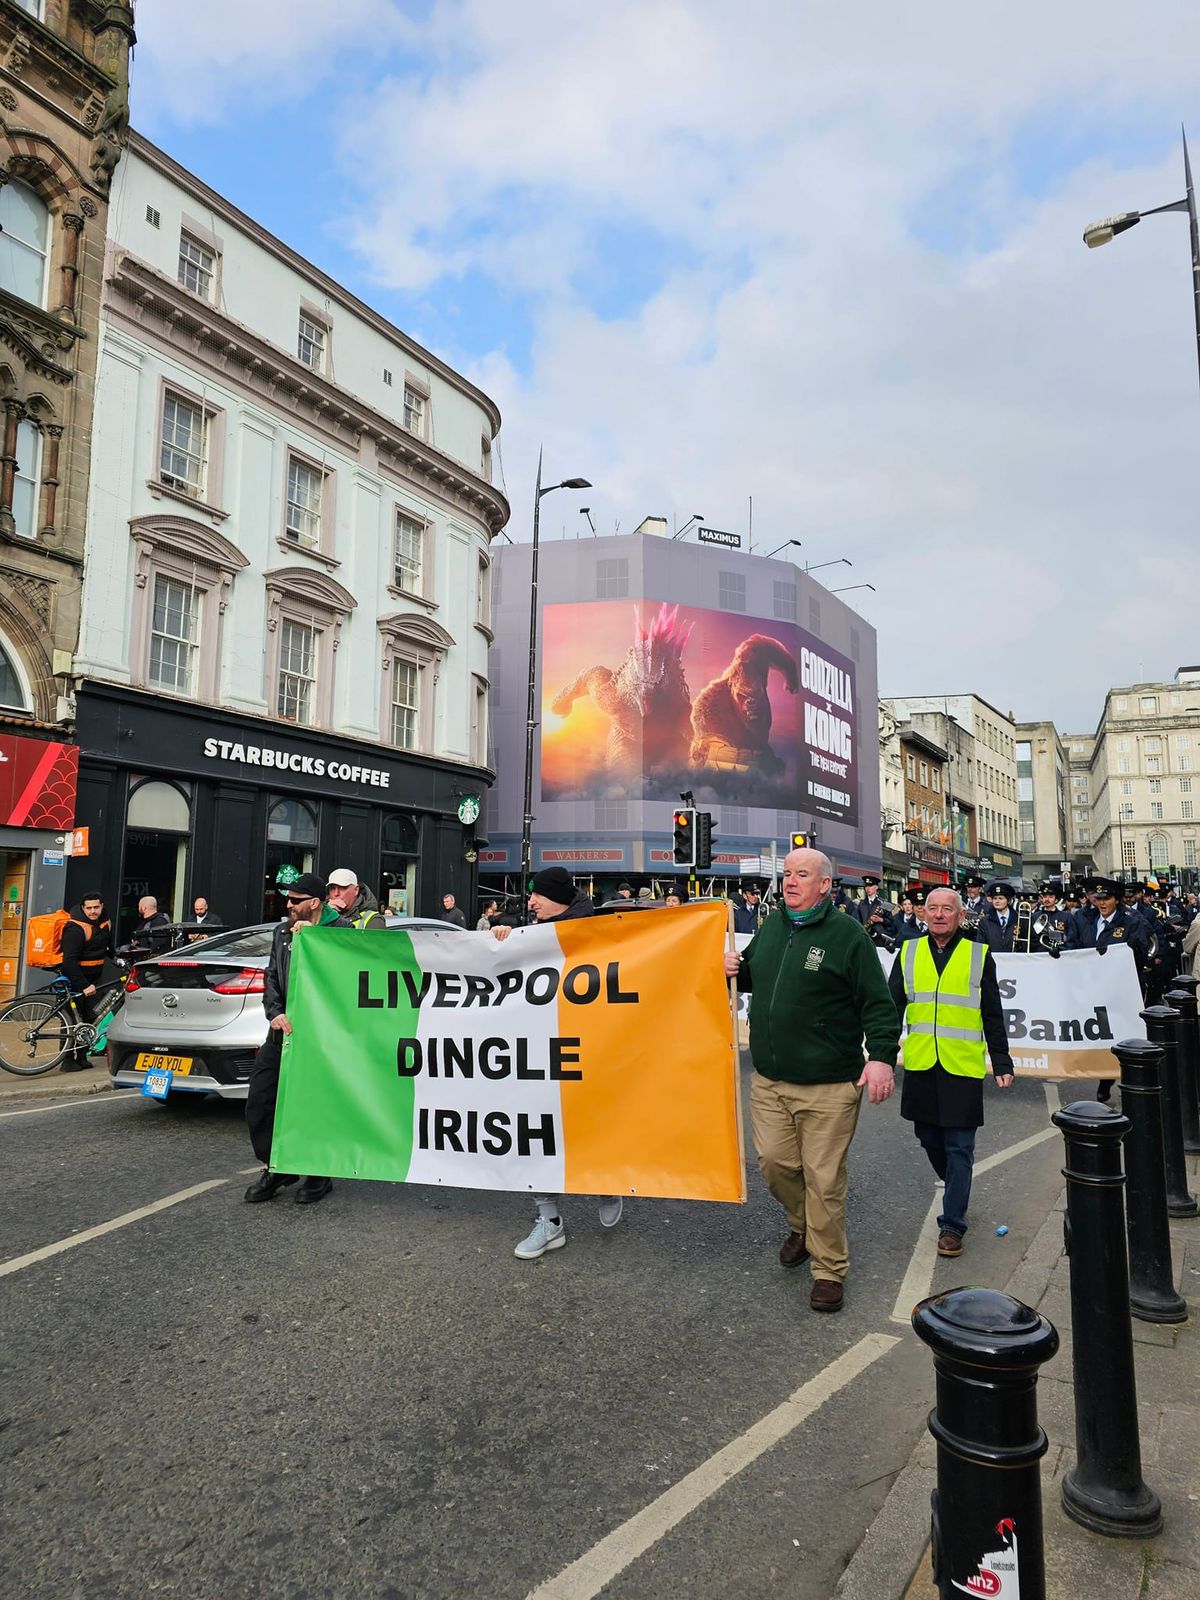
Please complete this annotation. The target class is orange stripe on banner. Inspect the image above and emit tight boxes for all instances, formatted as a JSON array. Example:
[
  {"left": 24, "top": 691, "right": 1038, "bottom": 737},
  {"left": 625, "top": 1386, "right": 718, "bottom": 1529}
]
[
  {"left": 8, "top": 741, "right": 62, "bottom": 827},
  {"left": 557, "top": 902, "right": 745, "bottom": 1203}
]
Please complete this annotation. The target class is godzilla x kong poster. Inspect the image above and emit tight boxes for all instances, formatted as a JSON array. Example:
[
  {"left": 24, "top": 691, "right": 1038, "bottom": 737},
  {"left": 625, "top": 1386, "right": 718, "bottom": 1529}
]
[{"left": 540, "top": 601, "right": 859, "bottom": 825}]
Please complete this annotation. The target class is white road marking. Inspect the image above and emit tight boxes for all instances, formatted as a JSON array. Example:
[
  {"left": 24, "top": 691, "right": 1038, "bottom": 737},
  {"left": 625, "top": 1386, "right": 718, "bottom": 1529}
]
[
  {"left": 524, "top": 1333, "right": 899, "bottom": 1600},
  {"left": 0, "top": 1091, "right": 137, "bottom": 1119},
  {"left": 0, "top": 1180, "right": 228, "bottom": 1278},
  {"left": 889, "top": 1124, "right": 1059, "bottom": 1324}
]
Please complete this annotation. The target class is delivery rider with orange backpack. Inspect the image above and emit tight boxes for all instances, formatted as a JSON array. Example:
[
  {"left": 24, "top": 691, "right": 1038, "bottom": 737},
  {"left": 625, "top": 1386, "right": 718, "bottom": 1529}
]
[{"left": 55, "top": 893, "right": 115, "bottom": 1071}]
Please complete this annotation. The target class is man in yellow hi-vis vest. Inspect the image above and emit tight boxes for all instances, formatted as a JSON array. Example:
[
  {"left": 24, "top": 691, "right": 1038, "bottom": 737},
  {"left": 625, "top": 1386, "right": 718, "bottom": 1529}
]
[{"left": 887, "top": 887, "right": 1014, "bottom": 1258}]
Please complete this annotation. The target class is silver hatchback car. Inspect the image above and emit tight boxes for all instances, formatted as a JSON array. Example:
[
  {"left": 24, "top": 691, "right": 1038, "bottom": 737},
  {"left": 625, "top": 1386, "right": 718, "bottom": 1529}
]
[{"left": 106, "top": 918, "right": 453, "bottom": 1100}]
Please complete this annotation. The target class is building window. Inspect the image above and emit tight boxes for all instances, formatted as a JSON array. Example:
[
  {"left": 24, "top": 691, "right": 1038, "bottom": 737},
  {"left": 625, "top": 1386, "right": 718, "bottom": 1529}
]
[
  {"left": 773, "top": 581, "right": 797, "bottom": 621},
  {"left": 1145, "top": 736, "right": 1162, "bottom": 753},
  {"left": 0, "top": 179, "right": 50, "bottom": 306},
  {"left": 1118, "top": 758, "right": 1131, "bottom": 774},
  {"left": 1115, "top": 696, "right": 1128, "bottom": 711},
  {"left": 1181, "top": 755, "right": 1192, "bottom": 771},
  {"left": 1151, "top": 801, "right": 1164, "bottom": 820},
  {"left": 12, "top": 419, "right": 41, "bottom": 538},
  {"left": 1176, "top": 734, "right": 1191, "bottom": 748},
  {"left": 0, "top": 631, "right": 29, "bottom": 711},
  {"left": 1119, "top": 803, "right": 1134, "bottom": 821},
  {"left": 1147, "top": 756, "right": 1162, "bottom": 774},
  {"left": 719, "top": 571, "right": 746, "bottom": 612},
  {"left": 403, "top": 385, "right": 425, "bottom": 436},
  {"left": 12, "top": 0, "right": 43, "bottom": 15},
  {"left": 475, "top": 555, "right": 491, "bottom": 630},
  {"left": 160, "top": 391, "right": 207, "bottom": 499},
  {"left": 931, "top": 768, "right": 940, "bottom": 793},
  {"left": 285, "top": 455, "right": 323, "bottom": 548},
  {"left": 1117, "top": 738, "right": 1130, "bottom": 752},
  {"left": 393, "top": 511, "right": 426, "bottom": 595},
  {"left": 596, "top": 558, "right": 628, "bottom": 599},
  {"left": 391, "top": 660, "right": 419, "bottom": 749},
  {"left": 1183, "top": 801, "right": 1194, "bottom": 821},
  {"left": 1123, "top": 839, "right": 1137, "bottom": 870},
  {"left": 1072, "top": 774, "right": 1087, "bottom": 788},
  {"left": 148, "top": 575, "right": 200, "bottom": 695},
  {"left": 1120, "top": 780, "right": 1132, "bottom": 795},
  {"left": 1141, "top": 696, "right": 1158, "bottom": 714},
  {"left": 471, "top": 675, "right": 489, "bottom": 766},
  {"left": 1181, "top": 778, "right": 1192, "bottom": 795},
  {"left": 297, "top": 313, "right": 326, "bottom": 372},
  {"left": 1185, "top": 840, "right": 1198, "bottom": 869},
  {"left": 383, "top": 368, "right": 393, "bottom": 386},
  {"left": 906, "top": 753, "right": 916, "bottom": 779},
  {"left": 1076, "top": 829, "right": 1091, "bottom": 845},
  {"left": 1149, "top": 778, "right": 1162, "bottom": 795},
  {"left": 277, "top": 619, "right": 316, "bottom": 724},
  {"left": 919, "top": 761, "right": 928, "bottom": 786},
  {"left": 1149, "top": 833, "right": 1169, "bottom": 869},
  {"left": 177, "top": 233, "right": 214, "bottom": 300}
]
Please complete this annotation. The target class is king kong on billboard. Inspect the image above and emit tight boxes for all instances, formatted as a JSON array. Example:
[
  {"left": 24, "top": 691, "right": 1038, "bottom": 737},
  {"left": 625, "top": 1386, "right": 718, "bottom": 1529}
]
[{"left": 540, "top": 601, "right": 859, "bottom": 825}]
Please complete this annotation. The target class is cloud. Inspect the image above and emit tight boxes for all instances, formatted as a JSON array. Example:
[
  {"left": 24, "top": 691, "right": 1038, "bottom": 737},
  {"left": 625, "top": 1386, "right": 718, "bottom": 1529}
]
[{"left": 131, "top": 0, "right": 1200, "bottom": 727}]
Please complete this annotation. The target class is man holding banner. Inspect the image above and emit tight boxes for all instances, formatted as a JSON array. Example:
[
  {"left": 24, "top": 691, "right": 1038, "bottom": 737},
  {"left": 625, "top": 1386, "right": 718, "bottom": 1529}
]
[
  {"left": 724, "top": 847, "right": 899, "bottom": 1314},
  {"left": 888, "top": 888, "right": 1013, "bottom": 1258}
]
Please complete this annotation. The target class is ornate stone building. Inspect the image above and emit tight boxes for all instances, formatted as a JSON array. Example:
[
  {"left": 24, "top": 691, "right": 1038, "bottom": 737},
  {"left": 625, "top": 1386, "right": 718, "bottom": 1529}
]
[
  {"left": 0, "top": 0, "right": 133, "bottom": 718},
  {"left": 0, "top": 1, "right": 134, "bottom": 998}
]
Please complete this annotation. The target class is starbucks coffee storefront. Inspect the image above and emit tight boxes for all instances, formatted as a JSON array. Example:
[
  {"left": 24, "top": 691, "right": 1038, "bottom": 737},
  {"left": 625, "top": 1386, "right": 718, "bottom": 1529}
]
[{"left": 68, "top": 684, "right": 489, "bottom": 939}]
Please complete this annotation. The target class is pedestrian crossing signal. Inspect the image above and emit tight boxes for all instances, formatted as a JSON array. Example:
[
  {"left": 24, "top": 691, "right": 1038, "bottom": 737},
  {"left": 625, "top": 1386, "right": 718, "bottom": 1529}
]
[
  {"left": 791, "top": 832, "right": 812, "bottom": 850},
  {"left": 673, "top": 809, "right": 695, "bottom": 866}
]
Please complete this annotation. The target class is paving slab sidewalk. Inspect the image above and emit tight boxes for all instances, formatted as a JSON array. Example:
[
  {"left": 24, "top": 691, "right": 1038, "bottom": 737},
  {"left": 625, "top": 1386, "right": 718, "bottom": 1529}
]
[
  {"left": 836, "top": 1153, "right": 1200, "bottom": 1600},
  {"left": 0, "top": 1060, "right": 112, "bottom": 1100}
]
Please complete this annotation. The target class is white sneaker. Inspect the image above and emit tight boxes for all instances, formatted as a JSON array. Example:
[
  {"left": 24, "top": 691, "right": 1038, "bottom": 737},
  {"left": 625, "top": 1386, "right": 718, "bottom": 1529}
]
[
  {"left": 598, "top": 1196, "right": 624, "bottom": 1228},
  {"left": 514, "top": 1215, "right": 566, "bottom": 1259}
]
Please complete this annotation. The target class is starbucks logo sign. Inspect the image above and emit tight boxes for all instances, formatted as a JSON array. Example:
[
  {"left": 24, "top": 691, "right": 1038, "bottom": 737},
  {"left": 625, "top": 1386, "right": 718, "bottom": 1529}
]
[{"left": 457, "top": 795, "right": 481, "bottom": 826}]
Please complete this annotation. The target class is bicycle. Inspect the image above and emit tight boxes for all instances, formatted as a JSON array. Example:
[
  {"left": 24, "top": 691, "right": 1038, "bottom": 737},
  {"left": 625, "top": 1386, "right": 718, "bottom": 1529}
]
[{"left": 0, "top": 964, "right": 134, "bottom": 1077}]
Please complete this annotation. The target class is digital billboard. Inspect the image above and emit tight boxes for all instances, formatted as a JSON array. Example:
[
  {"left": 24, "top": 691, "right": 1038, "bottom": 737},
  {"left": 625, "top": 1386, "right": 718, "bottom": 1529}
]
[{"left": 540, "top": 601, "right": 859, "bottom": 824}]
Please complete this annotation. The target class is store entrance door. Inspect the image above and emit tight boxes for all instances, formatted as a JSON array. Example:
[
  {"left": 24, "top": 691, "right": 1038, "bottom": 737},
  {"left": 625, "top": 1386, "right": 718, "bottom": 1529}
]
[
  {"left": 380, "top": 812, "right": 420, "bottom": 915},
  {"left": 1, "top": 849, "right": 31, "bottom": 1002}
]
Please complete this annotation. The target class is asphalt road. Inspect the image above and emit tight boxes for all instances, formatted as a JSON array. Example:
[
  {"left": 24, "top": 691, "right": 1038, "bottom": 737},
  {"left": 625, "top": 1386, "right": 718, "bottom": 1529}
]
[{"left": 1, "top": 1070, "right": 1071, "bottom": 1600}]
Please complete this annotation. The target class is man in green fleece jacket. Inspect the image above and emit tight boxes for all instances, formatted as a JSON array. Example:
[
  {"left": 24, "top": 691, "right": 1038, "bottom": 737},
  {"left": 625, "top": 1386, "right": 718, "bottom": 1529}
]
[{"left": 723, "top": 847, "right": 901, "bottom": 1313}]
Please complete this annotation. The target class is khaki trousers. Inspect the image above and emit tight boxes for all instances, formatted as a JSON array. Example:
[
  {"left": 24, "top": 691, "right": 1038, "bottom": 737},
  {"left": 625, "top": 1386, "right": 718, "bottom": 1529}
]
[{"left": 750, "top": 1073, "right": 863, "bottom": 1282}]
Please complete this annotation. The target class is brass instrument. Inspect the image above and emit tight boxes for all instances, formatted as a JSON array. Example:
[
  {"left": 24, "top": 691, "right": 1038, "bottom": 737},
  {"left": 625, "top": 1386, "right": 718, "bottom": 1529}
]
[
  {"left": 1014, "top": 901, "right": 1036, "bottom": 953},
  {"left": 1032, "top": 911, "right": 1068, "bottom": 957},
  {"left": 964, "top": 908, "right": 983, "bottom": 933}
]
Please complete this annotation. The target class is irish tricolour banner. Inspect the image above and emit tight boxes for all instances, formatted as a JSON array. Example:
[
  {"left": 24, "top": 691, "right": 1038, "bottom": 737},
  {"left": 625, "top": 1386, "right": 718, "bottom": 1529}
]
[{"left": 271, "top": 902, "right": 744, "bottom": 1202}]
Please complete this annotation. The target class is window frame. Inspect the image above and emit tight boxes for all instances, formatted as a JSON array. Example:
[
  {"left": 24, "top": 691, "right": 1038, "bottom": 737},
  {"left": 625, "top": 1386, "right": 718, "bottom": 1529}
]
[
  {"left": 402, "top": 373, "right": 430, "bottom": 438},
  {"left": 0, "top": 626, "right": 33, "bottom": 713},
  {"left": 278, "top": 447, "right": 338, "bottom": 567},
  {"left": 0, "top": 177, "right": 51, "bottom": 308},
  {"left": 276, "top": 616, "right": 319, "bottom": 725},
  {"left": 389, "top": 507, "right": 434, "bottom": 605},
  {"left": 297, "top": 308, "right": 328, "bottom": 374},
  {"left": 262, "top": 567, "right": 356, "bottom": 731},
  {"left": 147, "top": 572, "right": 202, "bottom": 697},
  {"left": 152, "top": 379, "right": 227, "bottom": 516},
  {"left": 377, "top": 612, "right": 456, "bottom": 753},
  {"left": 177, "top": 228, "right": 217, "bottom": 303},
  {"left": 11, "top": 417, "right": 42, "bottom": 539},
  {"left": 474, "top": 552, "right": 492, "bottom": 637},
  {"left": 129, "top": 516, "right": 249, "bottom": 704}
]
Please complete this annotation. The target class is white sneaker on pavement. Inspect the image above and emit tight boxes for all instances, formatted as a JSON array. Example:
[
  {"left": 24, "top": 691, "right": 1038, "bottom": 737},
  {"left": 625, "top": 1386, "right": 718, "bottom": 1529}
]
[
  {"left": 514, "top": 1215, "right": 566, "bottom": 1259},
  {"left": 598, "top": 1196, "right": 624, "bottom": 1228}
]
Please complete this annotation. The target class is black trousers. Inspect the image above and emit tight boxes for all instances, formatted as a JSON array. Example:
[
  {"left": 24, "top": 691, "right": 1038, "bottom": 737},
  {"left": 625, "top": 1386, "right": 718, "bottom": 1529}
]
[{"left": 246, "top": 1029, "right": 287, "bottom": 1167}]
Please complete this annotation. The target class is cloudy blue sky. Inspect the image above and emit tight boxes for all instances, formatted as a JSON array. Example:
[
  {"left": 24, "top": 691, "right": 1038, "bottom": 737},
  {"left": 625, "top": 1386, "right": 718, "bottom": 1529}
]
[{"left": 132, "top": 0, "right": 1200, "bottom": 730}]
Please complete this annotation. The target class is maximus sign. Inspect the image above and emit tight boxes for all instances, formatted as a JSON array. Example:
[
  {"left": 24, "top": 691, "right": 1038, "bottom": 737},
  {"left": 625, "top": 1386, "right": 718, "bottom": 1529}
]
[
  {"left": 201, "top": 736, "right": 392, "bottom": 788},
  {"left": 696, "top": 526, "right": 741, "bottom": 549}
]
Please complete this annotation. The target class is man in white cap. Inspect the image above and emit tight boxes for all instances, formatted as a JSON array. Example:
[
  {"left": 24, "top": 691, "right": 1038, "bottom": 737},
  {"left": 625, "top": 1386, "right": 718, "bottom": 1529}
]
[{"left": 325, "top": 868, "right": 385, "bottom": 929}]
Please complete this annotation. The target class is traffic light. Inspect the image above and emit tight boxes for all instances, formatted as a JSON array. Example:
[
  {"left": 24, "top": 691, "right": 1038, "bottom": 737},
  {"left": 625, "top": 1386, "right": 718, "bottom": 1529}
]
[
  {"left": 791, "top": 831, "right": 813, "bottom": 850},
  {"left": 695, "top": 811, "right": 714, "bottom": 870},
  {"left": 672, "top": 808, "right": 695, "bottom": 866}
]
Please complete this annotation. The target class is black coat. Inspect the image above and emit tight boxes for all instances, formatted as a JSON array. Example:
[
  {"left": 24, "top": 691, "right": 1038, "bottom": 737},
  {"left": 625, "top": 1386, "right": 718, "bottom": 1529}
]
[
  {"left": 59, "top": 905, "right": 115, "bottom": 989},
  {"left": 1067, "top": 904, "right": 1149, "bottom": 972},
  {"left": 889, "top": 931, "right": 1013, "bottom": 1129},
  {"left": 853, "top": 894, "right": 895, "bottom": 937},
  {"left": 978, "top": 905, "right": 1019, "bottom": 954},
  {"left": 894, "top": 913, "right": 923, "bottom": 943}
]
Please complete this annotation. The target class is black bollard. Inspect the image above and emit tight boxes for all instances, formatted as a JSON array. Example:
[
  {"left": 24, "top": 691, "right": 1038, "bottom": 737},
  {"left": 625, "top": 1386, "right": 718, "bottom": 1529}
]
[
  {"left": 1053, "top": 1100, "right": 1162, "bottom": 1537},
  {"left": 912, "top": 1287, "right": 1059, "bottom": 1600},
  {"left": 1113, "top": 1037, "right": 1188, "bottom": 1323},
  {"left": 1164, "top": 976, "right": 1200, "bottom": 1154},
  {"left": 1140, "top": 1006, "right": 1199, "bottom": 1218}
]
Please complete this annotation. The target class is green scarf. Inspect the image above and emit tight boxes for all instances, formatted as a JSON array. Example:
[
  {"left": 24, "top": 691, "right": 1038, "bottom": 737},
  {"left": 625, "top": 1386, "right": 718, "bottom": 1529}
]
[{"left": 784, "top": 896, "right": 830, "bottom": 926}]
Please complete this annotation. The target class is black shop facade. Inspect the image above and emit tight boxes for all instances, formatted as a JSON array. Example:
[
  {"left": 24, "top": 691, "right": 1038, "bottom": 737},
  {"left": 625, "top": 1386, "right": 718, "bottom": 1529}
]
[{"left": 67, "top": 683, "right": 490, "bottom": 939}]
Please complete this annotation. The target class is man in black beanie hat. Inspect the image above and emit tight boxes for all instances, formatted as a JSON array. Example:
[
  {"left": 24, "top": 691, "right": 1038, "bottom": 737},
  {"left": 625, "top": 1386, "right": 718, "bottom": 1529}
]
[{"left": 492, "top": 865, "right": 621, "bottom": 1256}]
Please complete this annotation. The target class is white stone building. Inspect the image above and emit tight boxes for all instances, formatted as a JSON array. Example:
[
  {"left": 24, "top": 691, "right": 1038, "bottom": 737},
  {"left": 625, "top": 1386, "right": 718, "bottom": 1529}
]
[{"left": 69, "top": 133, "right": 508, "bottom": 932}]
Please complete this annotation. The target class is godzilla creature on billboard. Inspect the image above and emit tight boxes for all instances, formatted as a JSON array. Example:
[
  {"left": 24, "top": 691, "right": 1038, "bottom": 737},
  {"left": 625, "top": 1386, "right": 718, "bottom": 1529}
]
[{"left": 540, "top": 600, "right": 859, "bottom": 824}]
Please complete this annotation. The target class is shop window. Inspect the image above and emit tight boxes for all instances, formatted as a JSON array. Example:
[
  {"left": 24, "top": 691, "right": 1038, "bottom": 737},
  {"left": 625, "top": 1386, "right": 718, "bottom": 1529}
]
[
  {"left": 381, "top": 812, "right": 419, "bottom": 914},
  {"left": 264, "top": 796, "right": 319, "bottom": 920},
  {"left": 123, "top": 779, "right": 192, "bottom": 928},
  {"left": 0, "top": 179, "right": 50, "bottom": 306}
]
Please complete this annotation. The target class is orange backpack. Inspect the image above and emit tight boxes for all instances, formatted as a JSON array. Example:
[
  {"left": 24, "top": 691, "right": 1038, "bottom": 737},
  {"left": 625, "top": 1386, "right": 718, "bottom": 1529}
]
[{"left": 25, "top": 909, "right": 72, "bottom": 968}]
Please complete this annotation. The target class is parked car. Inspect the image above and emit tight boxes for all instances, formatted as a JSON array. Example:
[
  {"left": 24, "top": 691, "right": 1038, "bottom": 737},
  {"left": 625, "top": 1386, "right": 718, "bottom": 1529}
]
[{"left": 106, "top": 916, "right": 455, "bottom": 1100}]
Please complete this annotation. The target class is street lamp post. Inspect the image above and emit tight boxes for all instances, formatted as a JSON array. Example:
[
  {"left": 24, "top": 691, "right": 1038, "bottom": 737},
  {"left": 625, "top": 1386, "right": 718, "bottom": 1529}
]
[
  {"left": 805, "top": 557, "right": 852, "bottom": 576},
  {"left": 766, "top": 538, "right": 803, "bottom": 559},
  {"left": 831, "top": 583, "right": 876, "bottom": 595},
  {"left": 1083, "top": 126, "right": 1200, "bottom": 402},
  {"left": 521, "top": 452, "right": 591, "bottom": 899}
]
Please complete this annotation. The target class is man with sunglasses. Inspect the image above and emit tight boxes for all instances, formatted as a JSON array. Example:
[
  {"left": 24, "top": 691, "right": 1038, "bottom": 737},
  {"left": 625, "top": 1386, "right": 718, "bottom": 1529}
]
[{"left": 245, "top": 872, "right": 350, "bottom": 1204}]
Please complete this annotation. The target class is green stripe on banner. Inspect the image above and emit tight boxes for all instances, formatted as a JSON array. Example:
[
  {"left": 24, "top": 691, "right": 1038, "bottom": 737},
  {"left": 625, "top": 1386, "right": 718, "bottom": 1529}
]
[{"left": 270, "top": 927, "right": 421, "bottom": 1181}]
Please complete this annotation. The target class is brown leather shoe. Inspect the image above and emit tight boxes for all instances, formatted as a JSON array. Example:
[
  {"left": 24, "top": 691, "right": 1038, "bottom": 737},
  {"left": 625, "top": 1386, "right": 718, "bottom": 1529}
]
[
  {"left": 937, "top": 1230, "right": 964, "bottom": 1257},
  {"left": 779, "top": 1230, "right": 810, "bottom": 1269},
  {"left": 810, "top": 1279, "right": 844, "bottom": 1313}
]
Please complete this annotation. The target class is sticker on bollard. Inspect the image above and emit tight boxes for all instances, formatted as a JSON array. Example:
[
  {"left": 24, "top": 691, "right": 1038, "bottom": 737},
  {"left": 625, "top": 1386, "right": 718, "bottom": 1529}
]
[{"left": 913, "top": 1287, "right": 1058, "bottom": 1600}]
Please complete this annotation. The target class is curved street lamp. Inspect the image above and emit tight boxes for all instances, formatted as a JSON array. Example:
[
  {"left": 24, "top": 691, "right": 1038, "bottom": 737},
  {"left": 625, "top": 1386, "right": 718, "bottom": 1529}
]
[
  {"left": 766, "top": 538, "right": 803, "bottom": 558},
  {"left": 522, "top": 453, "right": 592, "bottom": 894},
  {"left": 1082, "top": 126, "right": 1200, "bottom": 400}
]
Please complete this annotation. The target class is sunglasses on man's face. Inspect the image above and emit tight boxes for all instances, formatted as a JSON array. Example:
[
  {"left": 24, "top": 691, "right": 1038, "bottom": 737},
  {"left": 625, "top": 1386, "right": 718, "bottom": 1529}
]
[{"left": 286, "top": 894, "right": 315, "bottom": 906}]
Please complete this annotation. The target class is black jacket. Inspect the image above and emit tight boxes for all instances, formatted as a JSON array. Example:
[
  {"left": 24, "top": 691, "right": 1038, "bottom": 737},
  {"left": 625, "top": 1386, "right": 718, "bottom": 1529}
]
[
  {"left": 1067, "top": 904, "right": 1149, "bottom": 968},
  {"left": 59, "top": 904, "right": 115, "bottom": 989},
  {"left": 889, "top": 931, "right": 1013, "bottom": 1129},
  {"left": 126, "top": 910, "right": 175, "bottom": 956},
  {"left": 440, "top": 905, "right": 468, "bottom": 928},
  {"left": 894, "top": 913, "right": 923, "bottom": 943},
  {"left": 544, "top": 892, "right": 594, "bottom": 923},
  {"left": 263, "top": 910, "right": 352, "bottom": 1021},
  {"left": 731, "top": 895, "right": 761, "bottom": 936},
  {"left": 853, "top": 894, "right": 894, "bottom": 934},
  {"left": 978, "top": 905, "right": 1019, "bottom": 954}
]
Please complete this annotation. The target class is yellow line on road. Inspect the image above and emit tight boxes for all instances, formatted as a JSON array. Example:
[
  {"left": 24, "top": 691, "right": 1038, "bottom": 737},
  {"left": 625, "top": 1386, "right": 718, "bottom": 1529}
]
[{"left": 524, "top": 1332, "right": 900, "bottom": 1600}]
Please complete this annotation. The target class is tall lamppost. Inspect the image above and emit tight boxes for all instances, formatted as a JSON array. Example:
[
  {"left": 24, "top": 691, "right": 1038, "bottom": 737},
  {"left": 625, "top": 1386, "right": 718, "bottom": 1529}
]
[
  {"left": 805, "top": 557, "right": 851, "bottom": 575},
  {"left": 1083, "top": 126, "right": 1200, "bottom": 401},
  {"left": 521, "top": 452, "right": 591, "bottom": 897},
  {"left": 766, "top": 538, "right": 803, "bottom": 558},
  {"left": 831, "top": 583, "right": 876, "bottom": 596}
]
